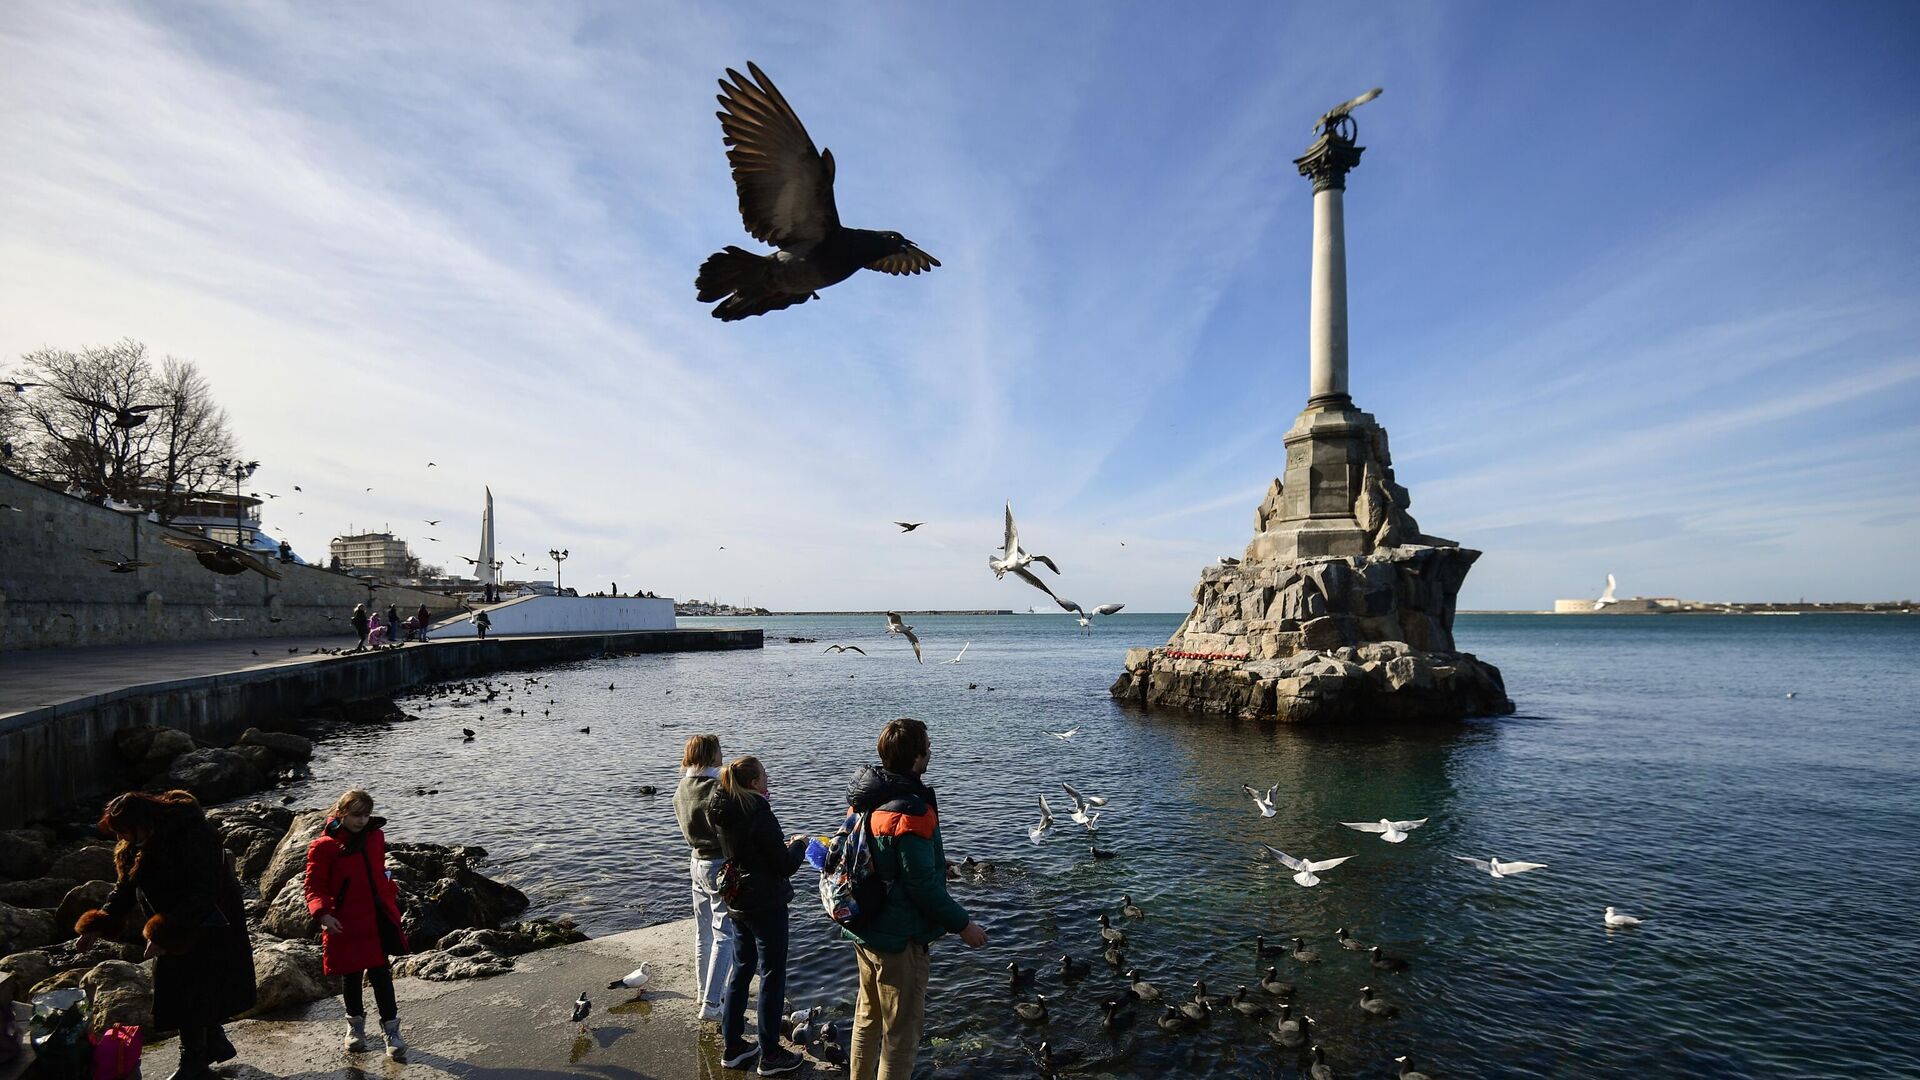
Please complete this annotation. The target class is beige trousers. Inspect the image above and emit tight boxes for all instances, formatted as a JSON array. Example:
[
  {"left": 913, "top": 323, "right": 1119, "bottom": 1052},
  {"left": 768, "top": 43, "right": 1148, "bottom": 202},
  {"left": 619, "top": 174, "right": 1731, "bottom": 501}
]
[{"left": 849, "top": 941, "right": 929, "bottom": 1080}]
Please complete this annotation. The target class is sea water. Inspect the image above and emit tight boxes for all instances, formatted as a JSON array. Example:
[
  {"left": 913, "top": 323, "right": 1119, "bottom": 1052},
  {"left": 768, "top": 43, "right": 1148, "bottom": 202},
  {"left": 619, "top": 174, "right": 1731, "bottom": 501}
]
[{"left": 278, "top": 613, "right": 1920, "bottom": 1078}]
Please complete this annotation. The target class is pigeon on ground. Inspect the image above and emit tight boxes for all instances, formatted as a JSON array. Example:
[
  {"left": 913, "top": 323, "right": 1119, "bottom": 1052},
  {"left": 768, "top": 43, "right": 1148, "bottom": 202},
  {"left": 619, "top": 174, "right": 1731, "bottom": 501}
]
[
  {"left": 571, "top": 991, "right": 591, "bottom": 1030},
  {"left": 697, "top": 62, "right": 939, "bottom": 320}
]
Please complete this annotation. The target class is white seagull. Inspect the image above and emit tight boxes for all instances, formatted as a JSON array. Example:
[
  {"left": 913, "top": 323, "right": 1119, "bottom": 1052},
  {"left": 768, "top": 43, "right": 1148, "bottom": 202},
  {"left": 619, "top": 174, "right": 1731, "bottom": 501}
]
[
  {"left": 1341, "top": 817, "right": 1429, "bottom": 843},
  {"left": 885, "top": 611, "right": 923, "bottom": 664},
  {"left": 1056, "top": 598, "right": 1126, "bottom": 632},
  {"left": 1261, "top": 845, "right": 1353, "bottom": 888},
  {"left": 606, "top": 963, "right": 652, "bottom": 991},
  {"left": 1243, "top": 784, "right": 1278, "bottom": 817},
  {"left": 1604, "top": 906, "right": 1645, "bottom": 927},
  {"left": 1029, "top": 795, "right": 1055, "bottom": 844},
  {"left": 1062, "top": 782, "right": 1106, "bottom": 826},
  {"left": 1051, "top": 726, "right": 1080, "bottom": 741},
  {"left": 1455, "top": 855, "right": 1548, "bottom": 879},
  {"left": 989, "top": 502, "right": 1063, "bottom": 601},
  {"left": 942, "top": 641, "right": 970, "bottom": 664}
]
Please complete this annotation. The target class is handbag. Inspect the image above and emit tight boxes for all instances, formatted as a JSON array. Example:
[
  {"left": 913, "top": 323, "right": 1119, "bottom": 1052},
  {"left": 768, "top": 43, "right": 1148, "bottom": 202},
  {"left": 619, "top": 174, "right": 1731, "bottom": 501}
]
[{"left": 91, "top": 1023, "right": 144, "bottom": 1080}]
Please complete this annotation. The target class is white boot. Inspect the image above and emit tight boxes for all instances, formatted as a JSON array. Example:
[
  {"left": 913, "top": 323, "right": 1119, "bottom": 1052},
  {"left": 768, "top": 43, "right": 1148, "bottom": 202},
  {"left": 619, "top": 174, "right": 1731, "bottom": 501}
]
[
  {"left": 344, "top": 1014, "right": 367, "bottom": 1053},
  {"left": 382, "top": 1017, "right": 409, "bottom": 1063}
]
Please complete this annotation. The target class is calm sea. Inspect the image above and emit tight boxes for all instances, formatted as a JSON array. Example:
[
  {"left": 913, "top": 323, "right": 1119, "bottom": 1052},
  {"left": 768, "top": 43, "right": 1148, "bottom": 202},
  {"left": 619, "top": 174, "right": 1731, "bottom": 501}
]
[{"left": 276, "top": 613, "right": 1920, "bottom": 1079}]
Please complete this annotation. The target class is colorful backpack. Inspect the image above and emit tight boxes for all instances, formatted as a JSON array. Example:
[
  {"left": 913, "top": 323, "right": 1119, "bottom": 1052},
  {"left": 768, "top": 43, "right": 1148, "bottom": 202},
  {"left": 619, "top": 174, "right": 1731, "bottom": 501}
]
[{"left": 818, "top": 809, "right": 890, "bottom": 932}]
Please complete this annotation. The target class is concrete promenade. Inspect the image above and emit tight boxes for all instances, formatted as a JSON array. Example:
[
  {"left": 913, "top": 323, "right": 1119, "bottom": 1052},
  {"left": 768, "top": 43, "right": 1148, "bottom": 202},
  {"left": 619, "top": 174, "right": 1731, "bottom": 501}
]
[
  {"left": 0, "top": 628, "right": 762, "bottom": 826},
  {"left": 135, "top": 918, "right": 757, "bottom": 1079}
]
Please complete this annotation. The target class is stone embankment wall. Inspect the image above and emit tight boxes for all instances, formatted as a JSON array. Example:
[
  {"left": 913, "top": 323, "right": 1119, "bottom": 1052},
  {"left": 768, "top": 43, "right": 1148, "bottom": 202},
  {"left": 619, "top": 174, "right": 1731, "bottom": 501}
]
[
  {"left": 0, "top": 627, "right": 761, "bottom": 827},
  {"left": 0, "top": 470, "right": 463, "bottom": 651}
]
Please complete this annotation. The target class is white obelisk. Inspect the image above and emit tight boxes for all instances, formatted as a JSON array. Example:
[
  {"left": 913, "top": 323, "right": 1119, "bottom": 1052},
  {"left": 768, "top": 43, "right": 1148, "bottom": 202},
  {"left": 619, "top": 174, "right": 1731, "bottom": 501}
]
[{"left": 476, "top": 487, "right": 499, "bottom": 589}]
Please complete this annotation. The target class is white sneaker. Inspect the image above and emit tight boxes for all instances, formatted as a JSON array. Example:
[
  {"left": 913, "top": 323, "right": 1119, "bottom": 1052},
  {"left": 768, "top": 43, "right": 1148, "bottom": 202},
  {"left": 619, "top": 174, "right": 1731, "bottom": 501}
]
[{"left": 699, "top": 1004, "right": 725, "bottom": 1022}]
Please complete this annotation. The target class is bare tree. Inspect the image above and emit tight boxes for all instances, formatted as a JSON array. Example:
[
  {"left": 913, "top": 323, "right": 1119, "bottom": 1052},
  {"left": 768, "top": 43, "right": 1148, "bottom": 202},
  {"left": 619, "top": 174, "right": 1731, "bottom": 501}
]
[{"left": 10, "top": 340, "right": 240, "bottom": 514}]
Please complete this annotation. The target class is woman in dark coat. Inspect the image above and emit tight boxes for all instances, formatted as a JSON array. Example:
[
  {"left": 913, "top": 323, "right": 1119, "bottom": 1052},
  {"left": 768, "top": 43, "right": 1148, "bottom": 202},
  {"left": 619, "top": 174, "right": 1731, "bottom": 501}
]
[
  {"left": 304, "top": 788, "right": 410, "bottom": 1061},
  {"left": 711, "top": 756, "right": 808, "bottom": 1075},
  {"left": 74, "top": 789, "right": 255, "bottom": 1080}
]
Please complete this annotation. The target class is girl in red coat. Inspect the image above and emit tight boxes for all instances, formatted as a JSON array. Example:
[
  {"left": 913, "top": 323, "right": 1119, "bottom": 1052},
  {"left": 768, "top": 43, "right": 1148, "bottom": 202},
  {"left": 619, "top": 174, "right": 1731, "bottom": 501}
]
[{"left": 304, "top": 788, "right": 409, "bottom": 1061}]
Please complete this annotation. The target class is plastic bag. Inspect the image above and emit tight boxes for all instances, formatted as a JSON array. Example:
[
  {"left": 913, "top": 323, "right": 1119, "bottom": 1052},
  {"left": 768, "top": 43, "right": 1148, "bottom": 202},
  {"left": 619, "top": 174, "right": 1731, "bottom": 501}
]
[
  {"left": 91, "top": 1023, "right": 144, "bottom": 1080},
  {"left": 28, "top": 989, "right": 91, "bottom": 1080}
]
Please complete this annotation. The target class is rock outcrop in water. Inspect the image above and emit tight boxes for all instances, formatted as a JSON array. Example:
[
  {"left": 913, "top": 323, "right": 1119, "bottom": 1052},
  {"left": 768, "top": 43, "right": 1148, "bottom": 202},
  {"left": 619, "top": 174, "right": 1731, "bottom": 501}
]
[{"left": 1111, "top": 409, "right": 1513, "bottom": 723}]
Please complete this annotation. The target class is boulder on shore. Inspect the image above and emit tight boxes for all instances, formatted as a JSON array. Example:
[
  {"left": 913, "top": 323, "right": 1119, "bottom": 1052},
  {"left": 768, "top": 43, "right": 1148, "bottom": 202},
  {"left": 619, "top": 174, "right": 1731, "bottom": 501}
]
[
  {"left": 237, "top": 727, "right": 314, "bottom": 763},
  {"left": 0, "top": 877, "right": 80, "bottom": 909},
  {"left": 0, "top": 830, "right": 53, "bottom": 880},
  {"left": 53, "top": 881, "right": 114, "bottom": 939},
  {"left": 261, "top": 877, "right": 316, "bottom": 940},
  {"left": 256, "top": 810, "right": 328, "bottom": 901},
  {"left": 113, "top": 725, "right": 197, "bottom": 780},
  {"left": 81, "top": 959, "right": 152, "bottom": 1038},
  {"left": 143, "top": 748, "right": 267, "bottom": 805},
  {"left": 243, "top": 939, "right": 332, "bottom": 1017},
  {"left": 47, "top": 843, "right": 116, "bottom": 884},
  {"left": 0, "top": 901, "right": 55, "bottom": 955}
]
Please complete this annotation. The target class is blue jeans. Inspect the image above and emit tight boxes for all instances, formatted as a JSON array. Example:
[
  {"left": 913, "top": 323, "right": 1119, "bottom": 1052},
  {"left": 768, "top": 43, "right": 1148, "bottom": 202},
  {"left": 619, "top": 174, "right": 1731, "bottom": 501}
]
[
  {"left": 691, "top": 854, "right": 736, "bottom": 1014},
  {"left": 722, "top": 904, "right": 788, "bottom": 1053}
]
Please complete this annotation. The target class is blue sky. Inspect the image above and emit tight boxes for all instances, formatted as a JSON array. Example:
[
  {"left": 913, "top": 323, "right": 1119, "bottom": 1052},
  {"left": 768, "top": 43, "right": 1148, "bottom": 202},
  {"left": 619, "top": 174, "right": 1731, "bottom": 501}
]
[{"left": 2, "top": 2, "right": 1916, "bottom": 611}]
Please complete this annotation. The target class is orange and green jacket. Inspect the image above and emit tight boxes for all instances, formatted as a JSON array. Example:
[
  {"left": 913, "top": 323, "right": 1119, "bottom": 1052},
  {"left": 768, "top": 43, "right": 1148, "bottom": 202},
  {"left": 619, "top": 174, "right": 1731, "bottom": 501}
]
[{"left": 841, "top": 765, "right": 971, "bottom": 952}]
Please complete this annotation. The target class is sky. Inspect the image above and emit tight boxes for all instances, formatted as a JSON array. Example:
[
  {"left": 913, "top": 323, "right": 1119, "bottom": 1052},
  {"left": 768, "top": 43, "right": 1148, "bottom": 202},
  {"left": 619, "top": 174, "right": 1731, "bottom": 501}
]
[{"left": 2, "top": 2, "right": 1917, "bottom": 611}]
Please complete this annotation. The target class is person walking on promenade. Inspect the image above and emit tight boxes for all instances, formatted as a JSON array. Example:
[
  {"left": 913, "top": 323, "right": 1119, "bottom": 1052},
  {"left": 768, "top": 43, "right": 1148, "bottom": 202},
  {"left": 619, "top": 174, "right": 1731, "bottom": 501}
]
[
  {"left": 675, "top": 735, "right": 734, "bottom": 1022},
  {"left": 304, "top": 788, "right": 411, "bottom": 1062},
  {"left": 74, "top": 790, "right": 256, "bottom": 1079},
  {"left": 351, "top": 603, "right": 370, "bottom": 650},
  {"left": 474, "top": 608, "right": 491, "bottom": 639},
  {"left": 415, "top": 603, "right": 432, "bottom": 641},
  {"left": 385, "top": 604, "right": 402, "bottom": 646},
  {"left": 712, "top": 756, "right": 809, "bottom": 1075},
  {"left": 843, "top": 717, "right": 988, "bottom": 1080}
]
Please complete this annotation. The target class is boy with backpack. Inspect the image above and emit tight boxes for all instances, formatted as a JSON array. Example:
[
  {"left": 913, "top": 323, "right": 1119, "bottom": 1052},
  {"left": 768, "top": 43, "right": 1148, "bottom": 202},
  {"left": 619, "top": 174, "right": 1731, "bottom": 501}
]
[{"left": 837, "top": 717, "right": 987, "bottom": 1079}]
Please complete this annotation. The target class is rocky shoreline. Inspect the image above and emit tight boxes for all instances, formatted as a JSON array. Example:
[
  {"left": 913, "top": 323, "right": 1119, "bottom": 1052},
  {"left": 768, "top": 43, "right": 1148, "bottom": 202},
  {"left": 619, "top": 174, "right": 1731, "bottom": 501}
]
[{"left": 0, "top": 704, "right": 585, "bottom": 1041}]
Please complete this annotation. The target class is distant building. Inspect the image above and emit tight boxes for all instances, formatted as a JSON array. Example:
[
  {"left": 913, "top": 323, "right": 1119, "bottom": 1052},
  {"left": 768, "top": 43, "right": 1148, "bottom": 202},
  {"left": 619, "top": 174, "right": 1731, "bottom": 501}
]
[{"left": 330, "top": 532, "right": 414, "bottom": 575}]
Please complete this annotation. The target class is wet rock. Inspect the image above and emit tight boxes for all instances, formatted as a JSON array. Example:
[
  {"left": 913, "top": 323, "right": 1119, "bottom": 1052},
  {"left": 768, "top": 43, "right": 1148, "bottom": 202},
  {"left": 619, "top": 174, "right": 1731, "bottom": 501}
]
[
  {"left": 30, "top": 967, "right": 87, "bottom": 997},
  {"left": 39, "top": 934, "right": 142, "bottom": 974},
  {"left": 209, "top": 803, "right": 297, "bottom": 886},
  {"left": 230, "top": 743, "right": 281, "bottom": 778},
  {"left": 143, "top": 748, "right": 267, "bottom": 805},
  {"left": 0, "top": 901, "right": 55, "bottom": 954},
  {"left": 0, "top": 877, "right": 80, "bottom": 908},
  {"left": 391, "top": 928, "right": 516, "bottom": 981},
  {"left": 0, "top": 948, "right": 51, "bottom": 989},
  {"left": 0, "top": 830, "right": 53, "bottom": 880},
  {"left": 243, "top": 939, "right": 331, "bottom": 1017},
  {"left": 261, "top": 878, "right": 316, "bottom": 940},
  {"left": 207, "top": 801, "right": 297, "bottom": 839},
  {"left": 47, "top": 844, "right": 115, "bottom": 884},
  {"left": 81, "top": 959, "right": 152, "bottom": 1038},
  {"left": 257, "top": 810, "right": 328, "bottom": 900},
  {"left": 237, "top": 728, "right": 314, "bottom": 763},
  {"left": 54, "top": 881, "right": 114, "bottom": 940},
  {"left": 114, "top": 725, "right": 197, "bottom": 781},
  {"left": 386, "top": 844, "right": 527, "bottom": 951}
]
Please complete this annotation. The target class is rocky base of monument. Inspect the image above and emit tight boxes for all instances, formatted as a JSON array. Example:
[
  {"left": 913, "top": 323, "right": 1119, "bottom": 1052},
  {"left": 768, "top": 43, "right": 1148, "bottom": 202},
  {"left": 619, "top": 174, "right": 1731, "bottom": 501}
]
[{"left": 1111, "top": 542, "right": 1515, "bottom": 723}]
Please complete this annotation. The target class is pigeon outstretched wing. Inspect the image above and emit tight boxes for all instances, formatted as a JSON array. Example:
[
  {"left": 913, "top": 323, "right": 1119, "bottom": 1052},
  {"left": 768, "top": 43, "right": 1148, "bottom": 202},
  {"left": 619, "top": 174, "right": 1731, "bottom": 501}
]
[
  {"left": 716, "top": 62, "right": 839, "bottom": 250},
  {"left": 866, "top": 248, "right": 941, "bottom": 276}
]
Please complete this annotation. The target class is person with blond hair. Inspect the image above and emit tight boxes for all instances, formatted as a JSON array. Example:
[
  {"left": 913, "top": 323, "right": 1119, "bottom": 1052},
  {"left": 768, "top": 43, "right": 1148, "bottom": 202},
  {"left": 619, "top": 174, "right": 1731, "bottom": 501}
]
[
  {"left": 712, "top": 755, "right": 809, "bottom": 1075},
  {"left": 74, "top": 789, "right": 255, "bottom": 1079},
  {"left": 673, "top": 733, "right": 734, "bottom": 1021},
  {"left": 304, "top": 789, "right": 410, "bottom": 1062}
]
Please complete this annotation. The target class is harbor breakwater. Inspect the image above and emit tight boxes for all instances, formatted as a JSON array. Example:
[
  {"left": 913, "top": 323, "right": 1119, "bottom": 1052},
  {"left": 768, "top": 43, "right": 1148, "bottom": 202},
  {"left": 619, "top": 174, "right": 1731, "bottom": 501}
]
[{"left": 0, "top": 628, "right": 760, "bottom": 827}]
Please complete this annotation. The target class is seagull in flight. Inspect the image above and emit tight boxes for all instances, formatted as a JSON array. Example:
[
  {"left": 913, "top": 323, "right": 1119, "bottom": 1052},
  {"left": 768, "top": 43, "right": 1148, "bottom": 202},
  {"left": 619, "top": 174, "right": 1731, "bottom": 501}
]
[
  {"left": 1243, "top": 784, "right": 1278, "bottom": 817},
  {"left": 1050, "top": 726, "right": 1080, "bottom": 741},
  {"left": 989, "top": 502, "right": 1062, "bottom": 601},
  {"left": 1062, "top": 782, "right": 1106, "bottom": 826},
  {"left": 1455, "top": 855, "right": 1548, "bottom": 879},
  {"left": 885, "top": 611, "right": 922, "bottom": 663},
  {"left": 1056, "top": 598, "right": 1125, "bottom": 632},
  {"left": 1028, "top": 795, "right": 1054, "bottom": 844},
  {"left": 425, "top": 519, "right": 440, "bottom": 526},
  {"left": 823, "top": 644, "right": 867, "bottom": 655},
  {"left": 941, "top": 641, "right": 969, "bottom": 664},
  {"left": 1341, "top": 817, "right": 1429, "bottom": 843},
  {"left": 696, "top": 62, "right": 940, "bottom": 320},
  {"left": 5, "top": 381, "right": 42, "bottom": 392},
  {"left": 894, "top": 521, "right": 924, "bottom": 532},
  {"left": 1261, "top": 845, "right": 1353, "bottom": 888}
]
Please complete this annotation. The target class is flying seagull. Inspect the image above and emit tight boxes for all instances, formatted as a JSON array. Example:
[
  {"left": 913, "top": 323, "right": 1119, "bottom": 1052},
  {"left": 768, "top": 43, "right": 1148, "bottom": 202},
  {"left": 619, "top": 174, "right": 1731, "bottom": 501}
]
[
  {"left": 5, "top": 381, "right": 41, "bottom": 392},
  {"left": 696, "top": 62, "right": 939, "bottom": 320},
  {"left": 1261, "top": 845, "right": 1353, "bottom": 888},
  {"left": 1455, "top": 855, "right": 1548, "bottom": 879},
  {"left": 894, "top": 521, "right": 924, "bottom": 532},
  {"left": 1243, "top": 784, "right": 1278, "bottom": 817},
  {"left": 823, "top": 644, "right": 867, "bottom": 655},
  {"left": 1313, "top": 87, "right": 1383, "bottom": 133},
  {"left": 1057, "top": 598, "right": 1125, "bottom": 631},
  {"left": 941, "top": 641, "right": 969, "bottom": 664},
  {"left": 1341, "top": 817, "right": 1429, "bottom": 843},
  {"left": 1062, "top": 782, "right": 1106, "bottom": 825},
  {"left": 885, "top": 611, "right": 922, "bottom": 663},
  {"left": 1028, "top": 795, "right": 1054, "bottom": 844},
  {"left": 989, "top": 502, "right": 1062, "bottom": 601},
  {"left": 160, "top": 534, "right": 282, "bottom": 579}
]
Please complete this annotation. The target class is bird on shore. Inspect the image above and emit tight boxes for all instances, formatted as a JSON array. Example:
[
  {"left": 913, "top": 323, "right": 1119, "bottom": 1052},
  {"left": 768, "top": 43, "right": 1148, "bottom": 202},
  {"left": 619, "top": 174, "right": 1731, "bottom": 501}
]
[
  {"left": 161, "top": 535, "right": 282, "bottom": 579},
  {"left": 989, "top": 503, "right": 1063, "bottom": 601},
  {"left": 1455, "top": 855, "right": 1548, "bottom": 879},
  {"left": 606, "top": 964, "right": 652, "bottom": 992},
  {"left": 571, "top": 991, "right": 591, "bottom": 1031},
  {"left": 1605, "top": 906, "right": 1645, "bottom": 927},
  {"left": 1244, "top": 783, "right": 1278, "bottom": 817},
  {"left": 1342, "top": 817, "right": 1429, "bottom": 843},
  {"left": 894, "top": 521, "right": 924, "bottom": 532},
  {"left": 823, "top": 644, "right": 866, "bottom": 655},
  {"left": 941, "top": 641, "right": 969, "bottom": 664},
  {"left": 697, "top": 62, "right": 939, "bottom": 320},
  {"left": 884, "top": 611, "right": 922, "bottom": 663},
  {"left": 1028, "top": 795, "right": 1054, "bottom": 844},
  {"left": 1262, "top": 845, "right": 1353, "bottom": 887}
]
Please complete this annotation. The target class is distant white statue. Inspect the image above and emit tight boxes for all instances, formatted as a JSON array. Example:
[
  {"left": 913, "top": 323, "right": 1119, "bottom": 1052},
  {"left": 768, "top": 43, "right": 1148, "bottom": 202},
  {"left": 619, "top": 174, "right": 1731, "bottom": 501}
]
[{"left": 1594, "top": 574, "right": 1618, "bottom": 609}]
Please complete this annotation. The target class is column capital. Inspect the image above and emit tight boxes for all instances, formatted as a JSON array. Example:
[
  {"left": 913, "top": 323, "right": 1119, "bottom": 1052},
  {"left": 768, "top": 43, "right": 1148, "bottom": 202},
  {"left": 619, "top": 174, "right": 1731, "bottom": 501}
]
[{"left": 1294, "top": 130, "right": 1365, "bottom": 193}]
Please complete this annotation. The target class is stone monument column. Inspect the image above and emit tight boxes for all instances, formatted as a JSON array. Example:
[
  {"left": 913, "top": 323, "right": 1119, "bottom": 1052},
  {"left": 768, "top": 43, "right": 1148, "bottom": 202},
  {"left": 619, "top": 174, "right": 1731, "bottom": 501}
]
[{"left": 1302, "top": 136, "right": 1362, "bottom": 408}]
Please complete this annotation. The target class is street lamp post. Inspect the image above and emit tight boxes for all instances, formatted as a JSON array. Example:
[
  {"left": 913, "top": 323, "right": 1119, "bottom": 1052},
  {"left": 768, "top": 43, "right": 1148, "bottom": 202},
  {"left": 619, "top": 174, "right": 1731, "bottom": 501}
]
[
  {"left": 548, "top": 548, "right": 569, "bottom": 594},
  {"left": 217, "top": 458, "right": 260, "bottom": 546}
]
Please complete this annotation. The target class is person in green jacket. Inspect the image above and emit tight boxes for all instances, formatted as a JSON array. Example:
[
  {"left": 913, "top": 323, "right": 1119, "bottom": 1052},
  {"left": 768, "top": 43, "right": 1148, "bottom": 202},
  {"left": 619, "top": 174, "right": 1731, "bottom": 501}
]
[{"left": 842, "top": 717, "right": 988, "bottom": 1079}]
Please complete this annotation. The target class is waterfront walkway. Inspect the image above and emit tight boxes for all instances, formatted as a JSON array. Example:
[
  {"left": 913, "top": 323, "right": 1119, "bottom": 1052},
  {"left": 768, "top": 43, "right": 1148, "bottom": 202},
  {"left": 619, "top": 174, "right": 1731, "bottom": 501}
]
[
  {"left": 136, "top": 918, "right": 746, "bottom": 1079},
  {"left": 0, "top": 634, "right": 357, "bottom": 717}
]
